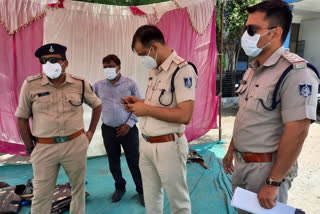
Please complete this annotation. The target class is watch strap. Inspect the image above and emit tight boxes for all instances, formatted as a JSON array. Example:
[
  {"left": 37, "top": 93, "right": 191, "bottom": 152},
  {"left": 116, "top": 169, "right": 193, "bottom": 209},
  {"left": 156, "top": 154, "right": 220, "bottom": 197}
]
[{"left": 266, "top": 176, "right": 282, "bottom": 187}]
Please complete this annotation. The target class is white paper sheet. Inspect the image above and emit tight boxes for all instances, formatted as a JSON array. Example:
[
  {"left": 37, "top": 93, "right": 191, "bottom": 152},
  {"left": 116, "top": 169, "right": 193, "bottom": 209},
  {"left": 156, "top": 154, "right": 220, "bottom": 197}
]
[{"left": 231, "top": 187, "right": 296, "bottom": 214}]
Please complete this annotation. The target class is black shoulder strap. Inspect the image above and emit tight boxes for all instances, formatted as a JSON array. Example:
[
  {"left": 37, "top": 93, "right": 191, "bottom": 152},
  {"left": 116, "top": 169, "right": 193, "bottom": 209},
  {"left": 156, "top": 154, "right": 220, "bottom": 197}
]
[
  {"left": 187, "top": 61, "right": 198, "bottom": 75},
  {"left": 81, "top": 79, "right": 85, "bottom": 104},
  {"left": 260, "top": 63, "right": 320, "bottom": 111},
  {"left": 170, "top": 61, "right": 198, "bottom": 93},
  {"left": 68, "top": 79, "right": 85, "bottom": 107}
]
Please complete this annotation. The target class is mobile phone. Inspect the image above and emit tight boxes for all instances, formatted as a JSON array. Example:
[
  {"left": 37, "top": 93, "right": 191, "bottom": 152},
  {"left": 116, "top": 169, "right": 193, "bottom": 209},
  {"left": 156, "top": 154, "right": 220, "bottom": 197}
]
[{"left": 122, "top": 99, "right": 128, "bottom": 104}]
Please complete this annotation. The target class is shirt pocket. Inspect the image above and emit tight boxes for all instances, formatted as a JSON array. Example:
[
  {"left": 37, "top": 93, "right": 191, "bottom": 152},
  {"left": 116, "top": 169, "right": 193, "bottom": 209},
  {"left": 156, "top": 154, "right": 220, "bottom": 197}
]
[
  {"left": 156, "top": 82, "right": 172, "bottom": 107},
  {"left": 119, "top": 86, "right": 131, "bottom": 98},
  {"left": 236, "top": 84, "right": 248, "bottom": 107},
  {"left": 144, "top": 79, "right": 154, "bottom": 103},
  {"left": 64, "top": 93, "right": 82, "bottom": 112},
  {"left": 253, "top": 87, "right": 274, "bottom": 112},
  {"left": 32, "top": 94, "right": 53, "bottom": 114}
]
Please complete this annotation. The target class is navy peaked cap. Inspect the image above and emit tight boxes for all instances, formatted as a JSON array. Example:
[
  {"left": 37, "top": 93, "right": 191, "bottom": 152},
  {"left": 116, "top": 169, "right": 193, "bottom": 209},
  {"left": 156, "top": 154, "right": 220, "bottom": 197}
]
[{"left": 35, "top": 43, "right": 67, "bottom": 58}]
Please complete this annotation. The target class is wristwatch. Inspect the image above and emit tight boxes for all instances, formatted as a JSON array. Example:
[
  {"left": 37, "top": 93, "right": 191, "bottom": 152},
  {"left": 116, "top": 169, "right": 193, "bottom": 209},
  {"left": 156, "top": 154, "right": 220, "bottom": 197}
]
[
  {"left": 26, "top": 146, "right": 34, "bottom": 155},
  {"left": 265, "top": 176, "right": 282, "bottom": 187}
]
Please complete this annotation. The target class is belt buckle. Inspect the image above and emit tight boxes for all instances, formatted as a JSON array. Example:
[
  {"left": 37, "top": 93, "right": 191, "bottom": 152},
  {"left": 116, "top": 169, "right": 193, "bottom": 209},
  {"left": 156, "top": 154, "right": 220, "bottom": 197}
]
[
  {"left": 141, "top": 134, "right": 150, "bottom": 142},
  {"left": 234, "top": 150, "right": 246, "bottom": 163},
  {"left": 53, "top": 136, "right": 71, "bottom": 144}
]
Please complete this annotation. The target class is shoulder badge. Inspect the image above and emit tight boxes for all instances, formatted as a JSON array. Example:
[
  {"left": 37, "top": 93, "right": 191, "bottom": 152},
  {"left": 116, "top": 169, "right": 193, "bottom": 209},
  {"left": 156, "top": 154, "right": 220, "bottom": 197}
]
[
  {"left": 184, "top": 77, "right": 192, "bottom": 88},
  {"left": 26, "top": 73, "right": 42, "bottom": 82},
  {"left": 299, "top": 83, "right": 312, "bottom": 97},
  {"left": 71, "top": 75, "right": 84, "bottom": 81},
  {"left": 282, "top": 51, "right": 307, "bottom": 70}
]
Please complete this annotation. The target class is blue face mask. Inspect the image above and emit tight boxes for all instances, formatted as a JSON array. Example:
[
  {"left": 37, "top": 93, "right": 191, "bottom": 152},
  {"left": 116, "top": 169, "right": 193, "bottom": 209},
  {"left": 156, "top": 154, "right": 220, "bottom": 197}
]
[
  {"left": 103, "top": 67, "right": 118, "bottom": 80},
  {"left": 241, "top": 29, "right": 274, "bottom": 57}
]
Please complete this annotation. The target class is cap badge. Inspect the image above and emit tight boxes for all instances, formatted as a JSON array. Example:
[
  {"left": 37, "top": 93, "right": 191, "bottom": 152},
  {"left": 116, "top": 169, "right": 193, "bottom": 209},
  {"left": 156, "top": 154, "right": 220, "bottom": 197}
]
[{"left": 49, "top": 46, "right": 54, "bottom": 53}]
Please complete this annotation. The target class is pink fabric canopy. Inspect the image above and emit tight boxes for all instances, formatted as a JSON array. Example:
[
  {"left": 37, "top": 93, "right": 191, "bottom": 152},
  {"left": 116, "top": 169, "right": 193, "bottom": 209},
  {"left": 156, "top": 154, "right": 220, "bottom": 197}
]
[
  {"left": 156, "top": 8, "right": 218, "bottom": 142},
  {"left": 0, "top": 1, "right": 218, "bottom": 156},
  {"left": 0, "top": 18, "right": 44, "bottom": 156}
]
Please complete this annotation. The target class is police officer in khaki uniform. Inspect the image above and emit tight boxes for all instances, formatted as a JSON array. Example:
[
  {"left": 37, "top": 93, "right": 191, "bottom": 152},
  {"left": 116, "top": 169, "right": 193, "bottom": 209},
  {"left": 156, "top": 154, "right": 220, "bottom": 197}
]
[
  {"left": 123, "top": 25, "right": 197, "bottom": 214},
  {"left": 15, "top": 43, "right": 102, "bottom": 214},
  {"left": 222, "top": 1, "right": 319, "bottom": 213}
]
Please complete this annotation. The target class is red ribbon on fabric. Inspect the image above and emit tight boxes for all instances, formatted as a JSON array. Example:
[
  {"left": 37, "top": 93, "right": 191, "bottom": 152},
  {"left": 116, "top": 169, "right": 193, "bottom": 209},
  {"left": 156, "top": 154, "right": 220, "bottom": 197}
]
[
  {"left": 48, "top": 0, "right": 64, "bottom": 8},
  {"left": 129, "top": 6, "right": 146, "bottom": 16}
]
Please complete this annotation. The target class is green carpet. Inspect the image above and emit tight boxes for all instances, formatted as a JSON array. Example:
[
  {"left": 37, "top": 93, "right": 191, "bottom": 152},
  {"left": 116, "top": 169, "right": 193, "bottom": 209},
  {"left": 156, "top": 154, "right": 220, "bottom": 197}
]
[{"left": 0, "top": 141, "right": 237, "bottom": 214}]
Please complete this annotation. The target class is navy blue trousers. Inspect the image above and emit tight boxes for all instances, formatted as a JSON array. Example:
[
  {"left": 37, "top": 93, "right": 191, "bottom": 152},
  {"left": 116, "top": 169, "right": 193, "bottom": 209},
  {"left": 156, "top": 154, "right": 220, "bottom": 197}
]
[{"left": 101, "top": 124, "right": 143, "bottom": 193}]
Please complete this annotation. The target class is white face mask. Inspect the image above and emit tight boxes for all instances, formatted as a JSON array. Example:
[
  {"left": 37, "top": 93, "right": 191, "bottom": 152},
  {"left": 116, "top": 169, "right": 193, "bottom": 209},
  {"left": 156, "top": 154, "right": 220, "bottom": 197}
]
[
  {"left": 42, "top": 62, "right": 63, "bottom": 79},
  {"left": 104, "top": 67, "right": 118, "bottom": 80},
  {"left": 241, "top": 29, "right": 274, "bottom": 57},
  {"left": 140, "top": 47, "right": 157, "bottom": 70}
]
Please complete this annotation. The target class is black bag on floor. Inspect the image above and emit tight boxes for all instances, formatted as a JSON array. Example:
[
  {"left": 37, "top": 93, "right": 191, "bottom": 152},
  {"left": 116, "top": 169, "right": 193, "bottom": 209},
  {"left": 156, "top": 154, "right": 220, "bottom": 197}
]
[
  {"left": 0, "top": 179, "right": 34, "bottom": 213},
  {"left": 0, "top": 183, "right": 23, "bottom": 213},
  {"left": 0, "top": 180, "right": 89, "bottom": 214}
]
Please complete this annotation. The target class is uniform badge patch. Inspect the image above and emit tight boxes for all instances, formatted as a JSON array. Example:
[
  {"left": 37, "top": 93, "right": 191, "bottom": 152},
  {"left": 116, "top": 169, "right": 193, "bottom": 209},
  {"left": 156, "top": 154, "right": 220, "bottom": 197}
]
[
  {"left": 299, "top": 83, "right": 312, "bottom": 97},
  {"left": 184, "top": 77, "right": 192, "bottom": 88}
]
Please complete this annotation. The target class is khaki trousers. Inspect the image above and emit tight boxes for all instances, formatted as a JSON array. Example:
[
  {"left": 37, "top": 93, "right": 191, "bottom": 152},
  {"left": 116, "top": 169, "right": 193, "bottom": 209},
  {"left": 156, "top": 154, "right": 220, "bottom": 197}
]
[
  {"left": 139, "top": 134, "right": 191, "bottom": 214},
  {"left": 232, "top": 155, "right": 292, "bottom": 214},
  {"left": 30, "top": 133, "right": 89, "bottom": 214}
]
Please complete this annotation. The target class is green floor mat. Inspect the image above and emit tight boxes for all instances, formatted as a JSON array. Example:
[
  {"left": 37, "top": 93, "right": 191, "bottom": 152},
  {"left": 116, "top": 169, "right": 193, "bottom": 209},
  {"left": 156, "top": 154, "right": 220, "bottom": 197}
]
[{"left": 0, "top": 141, "right": 237, "bottom": 214}]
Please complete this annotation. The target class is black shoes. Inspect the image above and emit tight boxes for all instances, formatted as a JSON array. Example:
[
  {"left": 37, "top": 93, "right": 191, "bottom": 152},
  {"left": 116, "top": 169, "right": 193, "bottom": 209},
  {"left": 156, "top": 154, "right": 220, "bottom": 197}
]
[
  {"left": 139, "top": 193, "right": 145, "bottom": 207},
  {"left": 112, "top": 189, "right": 126, "bottom": 203},
  {"left": 111, "top": 188, "right": 144, "bottom": 206}
]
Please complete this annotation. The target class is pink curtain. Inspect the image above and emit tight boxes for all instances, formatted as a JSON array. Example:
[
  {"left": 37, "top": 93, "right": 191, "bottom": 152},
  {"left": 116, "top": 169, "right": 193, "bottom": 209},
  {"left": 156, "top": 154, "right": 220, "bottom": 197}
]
[
  {"left": 0, "top": 19, "right": 44, "bottom": 156},
  {"left": 157, "top": 8, "right": 219, "bottom": 142},
  {"left": 0, "top": 4, "right": 218, "bottom": 156}
]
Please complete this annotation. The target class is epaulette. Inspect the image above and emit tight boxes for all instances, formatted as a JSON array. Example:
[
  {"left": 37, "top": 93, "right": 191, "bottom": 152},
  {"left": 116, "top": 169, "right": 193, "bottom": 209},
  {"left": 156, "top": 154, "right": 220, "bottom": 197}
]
[
  {"left": 26, "top": 73, "right": 42, "bottom": 82},
  {"left": 71, "top": 75, "right": 84, "bottom": 81},
  {"left": 282, "top": 51, "right": 307, "bottom": 70},
  {"left": 173, "top": 55, "right": 188, "bottom": 68}
]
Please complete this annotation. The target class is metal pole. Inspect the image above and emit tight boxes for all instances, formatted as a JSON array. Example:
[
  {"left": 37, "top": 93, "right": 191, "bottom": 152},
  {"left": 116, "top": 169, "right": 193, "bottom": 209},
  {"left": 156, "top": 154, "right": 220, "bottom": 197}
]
[{"left": 219, "top": 0, "right": 224, "bottom": 141}]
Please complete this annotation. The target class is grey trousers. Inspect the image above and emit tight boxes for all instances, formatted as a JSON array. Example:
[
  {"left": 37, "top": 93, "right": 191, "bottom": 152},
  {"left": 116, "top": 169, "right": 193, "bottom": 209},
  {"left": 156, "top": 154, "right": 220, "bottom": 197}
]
[{"left": 232, "top": 155, "right": 293, "bottom": 214}]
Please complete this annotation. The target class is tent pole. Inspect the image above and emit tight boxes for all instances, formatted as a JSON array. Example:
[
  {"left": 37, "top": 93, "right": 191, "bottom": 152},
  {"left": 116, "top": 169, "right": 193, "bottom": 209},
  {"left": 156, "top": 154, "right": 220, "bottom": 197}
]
[{"left": 219, "top": 0, "right": 224, "bottom": 141}]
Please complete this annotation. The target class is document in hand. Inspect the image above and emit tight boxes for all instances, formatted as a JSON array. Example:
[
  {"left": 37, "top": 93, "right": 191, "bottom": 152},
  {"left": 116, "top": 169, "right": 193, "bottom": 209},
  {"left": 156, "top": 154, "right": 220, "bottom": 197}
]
[{"left": 231, "top": 187, "right": 305, "bottom": 214}]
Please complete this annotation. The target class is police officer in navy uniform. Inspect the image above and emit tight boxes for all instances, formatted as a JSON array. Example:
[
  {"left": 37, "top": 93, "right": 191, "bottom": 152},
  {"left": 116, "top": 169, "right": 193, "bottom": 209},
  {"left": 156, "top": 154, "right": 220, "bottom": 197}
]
[
  {"left": 15, "top": 43, "right": 102, "bottom": 214},
  {"left": 223, "top": 1, "right": 319, "bottom": 213}
]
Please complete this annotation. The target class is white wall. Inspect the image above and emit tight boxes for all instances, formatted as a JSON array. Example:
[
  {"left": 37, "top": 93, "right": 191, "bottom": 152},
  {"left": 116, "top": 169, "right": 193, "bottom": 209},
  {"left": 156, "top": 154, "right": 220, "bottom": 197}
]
[{"left": 298, "top": 18, "right": 320, "bottom": 70}]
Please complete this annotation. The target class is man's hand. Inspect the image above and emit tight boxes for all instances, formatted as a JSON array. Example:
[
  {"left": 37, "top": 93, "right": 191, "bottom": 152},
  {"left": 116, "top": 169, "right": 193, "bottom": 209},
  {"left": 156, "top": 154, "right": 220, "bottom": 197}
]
[
  {"left": 257, "top": 185, "right": 279, "bottom": 209},
  {"left": 116, "top": 124, "right": 130, "bottom": 137},
  {"left": 26, "top": 145, "right": 35, "bottom": 155},
  {"left": 86, "top": 104, "right": 101, "bottom": 145},
  {"left": 85, "top": 130, "right": 94, "bottom": 143},
  {"left": 223, "top": 150, "right": 234, "bottom": 175},
  {"left": 122, "top": 96, "right": 143, "bottom": 104},
  {"left": 126, "top": 102, "right": 148, "bottom": 117}
]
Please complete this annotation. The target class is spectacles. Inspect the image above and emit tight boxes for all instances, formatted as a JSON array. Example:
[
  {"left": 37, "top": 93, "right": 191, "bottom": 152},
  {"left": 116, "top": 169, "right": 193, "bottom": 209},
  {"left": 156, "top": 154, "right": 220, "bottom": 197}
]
[
  {"left": 39, "top": 57, "right": 65, "bottom": 64},
  {"left": 242, "top": 25, "right": 276, "bottom": 36},
  {"left": 103, "top": 66, "right": 118, "bottom": 69}
]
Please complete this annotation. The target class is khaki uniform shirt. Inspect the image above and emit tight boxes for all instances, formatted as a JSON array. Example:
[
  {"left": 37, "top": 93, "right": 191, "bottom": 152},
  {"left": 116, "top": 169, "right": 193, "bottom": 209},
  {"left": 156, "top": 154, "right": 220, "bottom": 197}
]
[
  {"left": 15, "top": 73, "right": 101, "bottom": 138},
  {"left": 233, "top": 46, "right": 319, "bottom": 153},
  {"left": 140, "top": 51, "right": 198, "bottom": 136}
]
